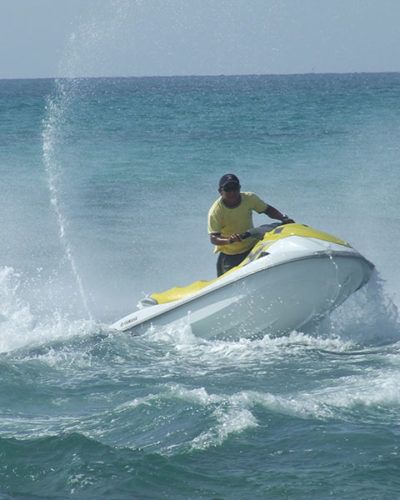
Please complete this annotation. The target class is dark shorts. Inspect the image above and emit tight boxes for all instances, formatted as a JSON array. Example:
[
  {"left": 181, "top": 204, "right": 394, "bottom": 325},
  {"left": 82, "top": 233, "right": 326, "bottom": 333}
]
[{"left": 217, "top": 249, "right": 252, "bottom": 277}]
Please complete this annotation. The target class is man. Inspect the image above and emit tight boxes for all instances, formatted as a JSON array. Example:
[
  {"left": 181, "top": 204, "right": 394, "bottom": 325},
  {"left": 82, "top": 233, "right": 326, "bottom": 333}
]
[{"left": 208, "top": 174, "right": 294, "bottom": 276}]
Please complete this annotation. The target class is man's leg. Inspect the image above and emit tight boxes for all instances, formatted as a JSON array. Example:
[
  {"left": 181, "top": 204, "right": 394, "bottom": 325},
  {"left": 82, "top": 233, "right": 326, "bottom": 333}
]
[
  {"left": 216, "top": 252, "right": 225, "bottom": 277},
  {"left": 216, "top": 250, "right": 251, "bottom": 277}
]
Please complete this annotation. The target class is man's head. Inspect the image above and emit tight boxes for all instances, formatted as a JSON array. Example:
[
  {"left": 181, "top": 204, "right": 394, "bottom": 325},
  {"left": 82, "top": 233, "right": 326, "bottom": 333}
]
[
  {"left": 218, "top": 173, "right": 240, "bottom": 191},
  {"left": 218, "top": 173, "right": 241, "bottom": 206}
]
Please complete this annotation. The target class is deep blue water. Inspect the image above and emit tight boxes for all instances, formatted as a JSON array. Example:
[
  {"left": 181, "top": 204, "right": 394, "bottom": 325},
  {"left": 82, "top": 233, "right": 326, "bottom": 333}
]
[{"left": 1, "top": 73, "right": 400, "bottom": 498}]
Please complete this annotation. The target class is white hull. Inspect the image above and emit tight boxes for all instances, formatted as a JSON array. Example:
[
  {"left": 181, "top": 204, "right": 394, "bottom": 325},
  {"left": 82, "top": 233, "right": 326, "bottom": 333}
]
[{"left": 112, "top": 234, "right": 374, "bottom": 340}]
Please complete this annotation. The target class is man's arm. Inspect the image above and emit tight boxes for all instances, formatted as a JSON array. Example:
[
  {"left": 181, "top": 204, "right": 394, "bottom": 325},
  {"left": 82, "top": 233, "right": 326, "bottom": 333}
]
[
  {"left": 210, "top": 233, "right": 241, "bottom": 246},
  {"left": 264, "top": 205, "right": 295, "bottom": 223}
]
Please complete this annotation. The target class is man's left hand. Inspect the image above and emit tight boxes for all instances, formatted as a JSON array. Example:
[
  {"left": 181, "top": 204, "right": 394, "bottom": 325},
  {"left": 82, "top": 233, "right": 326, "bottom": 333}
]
[{"left": 281, "top": 217, "right": 295, "bottom": 224}]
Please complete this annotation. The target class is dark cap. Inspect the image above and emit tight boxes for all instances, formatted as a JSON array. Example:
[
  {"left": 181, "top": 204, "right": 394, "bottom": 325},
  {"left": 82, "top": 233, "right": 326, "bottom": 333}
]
[{"left": 219, "top": 173, "right": 240, "bottom": 189}]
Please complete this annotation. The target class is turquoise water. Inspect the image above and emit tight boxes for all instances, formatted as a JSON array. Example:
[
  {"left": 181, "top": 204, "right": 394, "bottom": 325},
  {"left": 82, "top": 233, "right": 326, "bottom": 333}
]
[{"left": 1, "top": 74, "right": 400, "bottom": 498}]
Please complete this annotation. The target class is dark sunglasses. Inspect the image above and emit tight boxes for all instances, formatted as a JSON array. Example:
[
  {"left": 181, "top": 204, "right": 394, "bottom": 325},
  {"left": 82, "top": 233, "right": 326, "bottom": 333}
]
[{"left": 222, "top": 183, "right": 240, "bottom": 192}]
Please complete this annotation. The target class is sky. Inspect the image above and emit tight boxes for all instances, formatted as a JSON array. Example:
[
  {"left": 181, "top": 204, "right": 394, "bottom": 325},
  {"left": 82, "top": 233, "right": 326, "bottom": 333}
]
[{"left": 1, "top": 0, "right": 400, "bottom": 78}]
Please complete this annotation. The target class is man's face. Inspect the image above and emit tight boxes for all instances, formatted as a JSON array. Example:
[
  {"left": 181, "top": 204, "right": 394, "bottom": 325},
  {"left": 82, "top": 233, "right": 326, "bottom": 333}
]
[{"left": 220, "top": 183, "right": 241, "bottom": 205}]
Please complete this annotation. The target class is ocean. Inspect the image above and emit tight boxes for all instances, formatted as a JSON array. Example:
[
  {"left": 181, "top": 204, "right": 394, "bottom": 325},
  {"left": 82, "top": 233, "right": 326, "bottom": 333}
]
[{"left": 1, "top": 73, "right": 400, "bottom": 498}]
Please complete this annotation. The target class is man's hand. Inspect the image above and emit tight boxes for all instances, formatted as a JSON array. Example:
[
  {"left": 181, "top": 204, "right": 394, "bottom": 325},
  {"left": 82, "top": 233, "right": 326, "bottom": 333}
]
[
  {"left": 228, "top": 233, "right": 242, "bottom": 243},
  {"left": 210, "top": 233, "right": 242, "bottom": 246},
  {"left": 281, "top": 217, "right": 295, "bottom": 224}
]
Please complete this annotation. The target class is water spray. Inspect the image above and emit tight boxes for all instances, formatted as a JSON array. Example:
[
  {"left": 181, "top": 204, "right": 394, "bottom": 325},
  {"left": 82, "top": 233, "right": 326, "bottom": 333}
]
[{"left": 42, "top": 81, "right": 93, "bottom": 320}]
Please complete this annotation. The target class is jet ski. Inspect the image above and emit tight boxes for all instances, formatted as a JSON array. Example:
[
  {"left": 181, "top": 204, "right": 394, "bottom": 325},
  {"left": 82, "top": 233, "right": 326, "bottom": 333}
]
[{"left": 111, "top": 223, "right": 374, "bottom": 339}]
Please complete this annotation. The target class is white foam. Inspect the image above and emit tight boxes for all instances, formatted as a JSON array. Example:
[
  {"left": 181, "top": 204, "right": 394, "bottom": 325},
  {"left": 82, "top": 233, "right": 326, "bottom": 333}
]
[
  {"left": 191, "top": 407, "right": 258, "bottom": 450},
  {"left": 145, "top": 317, "right": 199, "bottom": 345},
  {"left": 114, "top": 394, "right": 159, "bottom": 413},
  {"left": 234, "top": 369, "right": 400, "bottom": 422},
  {"left": 0, "top": 266, "right": 97, "bottom": 353},
  {"left": 143, "top": 323, "right": 356, "bottom": 373},
  {"left": 326, "top": 272, "right": 400, "bottom": 345},
  {"left": 164, "top": 369, "right": 400, "bottom": 448},
  {"left": 163, "top": 385, "right": 258, "bottom": 450},
  {"left": 306, "top": 370, "right": 400, "bottom": 411}
]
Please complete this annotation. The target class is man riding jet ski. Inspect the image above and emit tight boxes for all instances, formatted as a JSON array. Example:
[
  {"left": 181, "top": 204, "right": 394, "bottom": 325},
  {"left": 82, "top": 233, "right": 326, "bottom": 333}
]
[
  {"left": 208, "top": 174, "right": 294, "bottom": 276},
  {"left": 112, "top": 222, "right": 374, "bottom": 339}
]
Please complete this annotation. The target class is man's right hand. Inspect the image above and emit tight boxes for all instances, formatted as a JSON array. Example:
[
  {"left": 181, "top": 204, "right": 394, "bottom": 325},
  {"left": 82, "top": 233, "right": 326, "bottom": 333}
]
[{"left": 228, "top": 233, "right": 242, "bottom": 243}]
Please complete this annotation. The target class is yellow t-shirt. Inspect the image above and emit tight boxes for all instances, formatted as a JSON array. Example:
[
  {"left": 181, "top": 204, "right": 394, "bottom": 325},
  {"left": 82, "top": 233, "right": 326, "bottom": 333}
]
[{"left": 208, "top": 192, "right": 268, "bottom": 255}]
